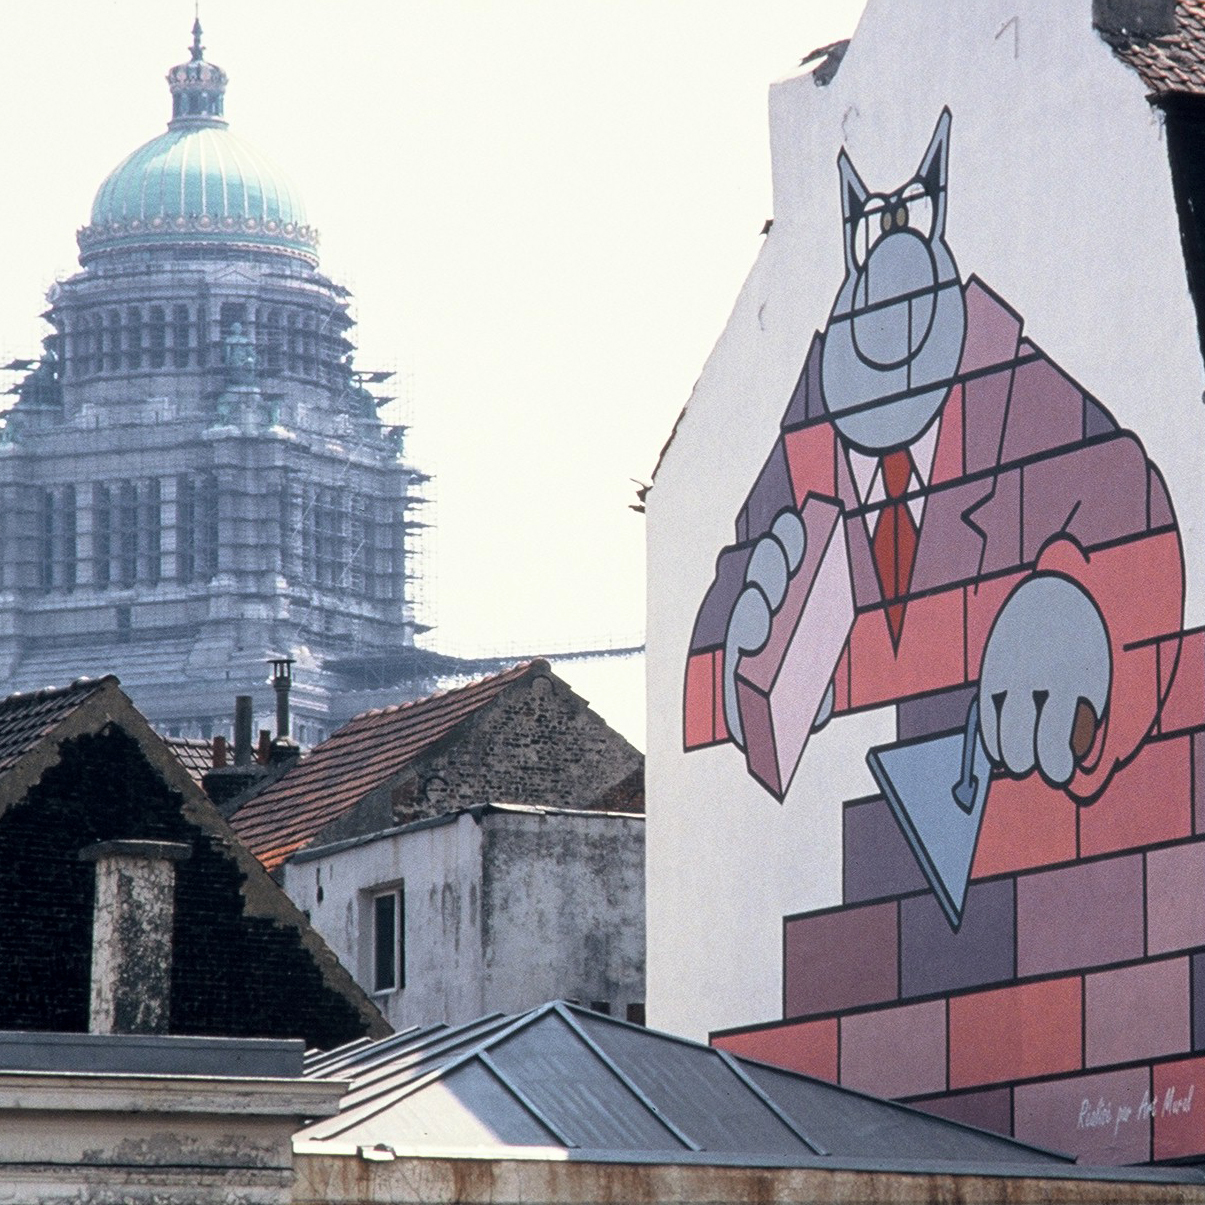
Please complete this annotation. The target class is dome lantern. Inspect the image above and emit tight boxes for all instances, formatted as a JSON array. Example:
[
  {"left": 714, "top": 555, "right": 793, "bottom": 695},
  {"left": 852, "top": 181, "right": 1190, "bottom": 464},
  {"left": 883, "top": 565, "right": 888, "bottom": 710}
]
[{"left": 166, "top": 18, "right": 228, "bottom": 128}]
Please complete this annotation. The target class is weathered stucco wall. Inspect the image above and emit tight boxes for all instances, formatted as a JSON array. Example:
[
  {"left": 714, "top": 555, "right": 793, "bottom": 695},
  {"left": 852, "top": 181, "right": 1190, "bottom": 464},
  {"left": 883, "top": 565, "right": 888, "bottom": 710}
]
[
  {"left": 286, "top": 808, "right": 645, "bottom": 1030},
  {"left": 287, "top": 813, "right": 487, "bottom": 1030},
  {"left": 481, "top": 811, "right": 645, "bottom": 1018}
]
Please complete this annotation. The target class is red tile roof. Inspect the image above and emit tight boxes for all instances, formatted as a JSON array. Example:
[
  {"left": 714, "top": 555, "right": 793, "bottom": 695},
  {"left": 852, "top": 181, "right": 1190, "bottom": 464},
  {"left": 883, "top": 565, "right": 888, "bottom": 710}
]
[
  {"left": 1108, "top": 1, "right": 1205, "bottom": 93},
  {"left": 231, "top": 661, "right": 540, "bottom": 872},
  {"left": 0, "top": 676, "right": 114, "bottom": 777}
]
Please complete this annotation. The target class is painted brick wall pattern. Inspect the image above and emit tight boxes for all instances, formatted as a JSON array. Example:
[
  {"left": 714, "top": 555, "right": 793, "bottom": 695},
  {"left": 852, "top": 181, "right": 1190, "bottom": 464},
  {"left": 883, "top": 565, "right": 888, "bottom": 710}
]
[{"left": 714, "top": 629, "right": 1205, "bottom": 1164}]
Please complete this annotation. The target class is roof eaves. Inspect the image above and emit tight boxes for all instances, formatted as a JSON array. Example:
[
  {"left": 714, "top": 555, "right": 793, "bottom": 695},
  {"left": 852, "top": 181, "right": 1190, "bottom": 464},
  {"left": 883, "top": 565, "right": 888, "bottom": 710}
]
[{"left": 304, "top": 1006, "right": 560, "bottom": 1136}]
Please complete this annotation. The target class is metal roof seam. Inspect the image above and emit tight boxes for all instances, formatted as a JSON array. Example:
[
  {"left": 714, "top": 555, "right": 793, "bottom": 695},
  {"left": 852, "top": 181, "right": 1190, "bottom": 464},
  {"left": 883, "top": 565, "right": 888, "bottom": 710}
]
[
  {"left": 305, "top": 1009, "right": 553, "bottom": 1138},
  {"left": 476, "top": 1050, "right": 579, "bottom": 1149},
  {"left": 550, "top": 1002, "right": 702, "bottom": 1153},
  {"left": 712, "top": 1048, "right": 830, "bottom": 1156}
]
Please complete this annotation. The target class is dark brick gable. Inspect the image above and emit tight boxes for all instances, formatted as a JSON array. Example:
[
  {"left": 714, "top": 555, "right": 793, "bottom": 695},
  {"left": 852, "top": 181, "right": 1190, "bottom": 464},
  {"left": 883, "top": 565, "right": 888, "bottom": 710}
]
[{"left": 0, "top": 723, "right": 374, "bottom": 1049}]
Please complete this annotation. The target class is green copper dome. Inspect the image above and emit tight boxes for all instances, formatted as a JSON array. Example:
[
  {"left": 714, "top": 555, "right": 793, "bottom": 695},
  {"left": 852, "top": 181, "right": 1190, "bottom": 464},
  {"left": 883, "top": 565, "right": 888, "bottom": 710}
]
[{"left": 77, "top": 21, "right": 318, "bottom": 266}]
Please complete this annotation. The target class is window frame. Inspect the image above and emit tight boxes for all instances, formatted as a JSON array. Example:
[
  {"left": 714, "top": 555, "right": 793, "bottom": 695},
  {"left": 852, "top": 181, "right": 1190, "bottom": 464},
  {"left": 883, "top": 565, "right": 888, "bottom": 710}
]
[{"left": 370, "top": 885, "right": 405, "bottom": 994}]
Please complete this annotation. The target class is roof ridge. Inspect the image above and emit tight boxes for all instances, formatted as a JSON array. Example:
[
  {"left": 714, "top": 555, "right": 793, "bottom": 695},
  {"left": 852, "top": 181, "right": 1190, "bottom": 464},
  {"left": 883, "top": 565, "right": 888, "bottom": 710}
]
[
  {"left": 0, "top": 674, "right": 116, "bottom": 708},
  {"left": 343, "top": 659, "right": 540, "bottom": 726}
]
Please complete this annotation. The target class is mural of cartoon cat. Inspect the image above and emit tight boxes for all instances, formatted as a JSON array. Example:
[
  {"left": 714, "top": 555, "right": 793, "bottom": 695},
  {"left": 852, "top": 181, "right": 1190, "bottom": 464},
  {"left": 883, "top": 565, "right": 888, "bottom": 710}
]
[{"left": 683, "top": 109, "right": 1184, "bottom": 928}]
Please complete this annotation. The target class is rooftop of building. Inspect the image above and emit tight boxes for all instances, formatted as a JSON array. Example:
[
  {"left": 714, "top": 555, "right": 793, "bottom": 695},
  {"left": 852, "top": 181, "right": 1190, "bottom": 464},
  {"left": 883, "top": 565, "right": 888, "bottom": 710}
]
[
  {"left": 231, "top": 659, "right": 642, "bottom": 872},
  {"left": 1103, "top": 0, "right": 1205, "bottom": 92},
  {"left": 292, "top": 999, "right": 1200, "bottom": 1194}
]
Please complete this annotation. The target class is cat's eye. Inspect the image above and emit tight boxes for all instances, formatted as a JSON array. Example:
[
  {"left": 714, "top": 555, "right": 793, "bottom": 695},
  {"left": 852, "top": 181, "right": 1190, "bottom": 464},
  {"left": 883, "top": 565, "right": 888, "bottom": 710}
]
[
  {"left": 901, "top": 183, "right": 934, "bottom": 237},
  {"left": 853, "top": 194, "right": 889, "bottom": 265}
]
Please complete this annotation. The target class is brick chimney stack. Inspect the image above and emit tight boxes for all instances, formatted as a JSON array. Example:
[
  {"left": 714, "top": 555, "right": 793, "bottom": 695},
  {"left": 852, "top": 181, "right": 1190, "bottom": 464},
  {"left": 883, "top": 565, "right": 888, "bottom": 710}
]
[{"left": 79, "top": 840, "right": 191, "bottom": 1035}]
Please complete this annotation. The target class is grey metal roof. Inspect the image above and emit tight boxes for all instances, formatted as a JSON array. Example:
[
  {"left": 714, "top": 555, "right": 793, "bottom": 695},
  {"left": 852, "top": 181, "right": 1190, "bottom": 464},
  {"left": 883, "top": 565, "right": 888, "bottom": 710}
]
[{"left": 297, "top": 1001, "right": 1073, "bottom": 1168}]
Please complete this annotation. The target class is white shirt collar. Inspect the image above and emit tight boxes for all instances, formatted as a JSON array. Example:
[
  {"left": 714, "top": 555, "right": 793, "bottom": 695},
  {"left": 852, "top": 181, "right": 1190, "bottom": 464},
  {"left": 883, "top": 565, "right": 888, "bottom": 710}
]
[{"left": 846, "top": 417, "right": 941, "bottom": 508}]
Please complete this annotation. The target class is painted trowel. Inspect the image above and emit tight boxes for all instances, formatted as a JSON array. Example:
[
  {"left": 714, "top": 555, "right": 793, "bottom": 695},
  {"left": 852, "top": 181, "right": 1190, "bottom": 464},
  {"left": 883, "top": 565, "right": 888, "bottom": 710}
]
[{"left": 866, "top": 698, "right": 992, "bottom": 931}]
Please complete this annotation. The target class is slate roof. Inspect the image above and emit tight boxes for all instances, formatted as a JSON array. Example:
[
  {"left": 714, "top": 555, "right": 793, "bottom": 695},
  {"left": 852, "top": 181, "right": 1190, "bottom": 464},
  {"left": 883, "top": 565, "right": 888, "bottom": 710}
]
[
  {"left": 0, "top": 676, "right": 112, "bottom": 776},
  {"left": 296, "top": 1001, "right": 1074, "bottom": 1168},
  {"left": 230, "top": 661, "right": 540, "bottom": 872},
  {"left": 1106, "top": 0, "right": 1205, "bottom": 93},
  {"left": 163, "top": 735, "right": 214, "bottom": 787}
]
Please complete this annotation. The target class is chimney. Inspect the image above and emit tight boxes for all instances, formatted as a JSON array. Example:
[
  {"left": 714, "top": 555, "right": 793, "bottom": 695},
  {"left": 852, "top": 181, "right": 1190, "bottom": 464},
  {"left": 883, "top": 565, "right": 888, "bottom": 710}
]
[
  {"left": 234, "top": 694, "right": 253, "bottom": 766},
  {"left": 1093, "top": 0, "right": 1176, "bottom": 38},
  {"left": 202, "top": 695, "right": 270, "bottom": 816},
  {"left": 270, "top": 658, "right": 294, "bottom": 740},
  {"left": 79, "top": 840, "right": 190, "bottom": 1035},
  {"left": 268, "top": 657, "right": 301, "bottom": 767}
]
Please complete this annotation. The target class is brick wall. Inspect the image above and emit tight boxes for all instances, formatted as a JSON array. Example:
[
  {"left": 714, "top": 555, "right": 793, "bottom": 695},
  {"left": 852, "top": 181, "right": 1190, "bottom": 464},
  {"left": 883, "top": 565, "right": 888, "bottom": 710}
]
[
  {"left": 382, "top": 671, "right": 643, "bottom": 829},
  {"left": 0, "top": 726, "right": 370, "bottom": 1049},
  {"left": 714, "top": 631, "right": 1205, "bottom": 1165}
]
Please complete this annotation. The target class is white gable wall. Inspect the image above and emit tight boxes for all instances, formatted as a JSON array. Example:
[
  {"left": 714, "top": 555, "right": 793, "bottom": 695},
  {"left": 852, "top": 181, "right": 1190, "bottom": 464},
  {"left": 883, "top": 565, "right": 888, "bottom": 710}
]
[{"left": 647, "top": 0, "right": 1205, "bottom": 1040}]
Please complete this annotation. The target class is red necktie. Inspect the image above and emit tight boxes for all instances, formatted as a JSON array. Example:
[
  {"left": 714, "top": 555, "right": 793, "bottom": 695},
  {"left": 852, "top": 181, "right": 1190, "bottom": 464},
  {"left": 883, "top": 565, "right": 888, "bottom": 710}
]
[{"left": 871, "top": 450, "right": 917, "bottom": 649}]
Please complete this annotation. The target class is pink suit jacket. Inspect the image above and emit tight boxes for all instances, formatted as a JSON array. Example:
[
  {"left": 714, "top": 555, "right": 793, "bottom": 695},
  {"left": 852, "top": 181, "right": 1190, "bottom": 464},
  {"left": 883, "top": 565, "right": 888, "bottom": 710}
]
[{"left": 684, "top": 276, "right": 1183, "bottom": 803}]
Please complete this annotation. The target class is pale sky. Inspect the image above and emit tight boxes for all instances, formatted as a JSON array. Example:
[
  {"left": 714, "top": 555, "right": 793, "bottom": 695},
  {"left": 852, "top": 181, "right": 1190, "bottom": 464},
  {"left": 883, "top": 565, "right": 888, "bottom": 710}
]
[{"left": 0, "top": 1, "right": 868, "bottom": 744}]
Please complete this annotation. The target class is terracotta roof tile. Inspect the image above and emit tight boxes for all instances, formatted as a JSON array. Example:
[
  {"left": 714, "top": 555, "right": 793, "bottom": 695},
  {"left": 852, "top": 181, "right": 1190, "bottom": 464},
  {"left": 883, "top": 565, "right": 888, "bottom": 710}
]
[
  {"left": 0, "top": 676, "right": 113, "bottom": 777},
  {"left": 1107, "top": 0, "right": 1205, "bottom": 94},
  {"left": 231, "top": 661, "right": 539, "bottom": 871}
]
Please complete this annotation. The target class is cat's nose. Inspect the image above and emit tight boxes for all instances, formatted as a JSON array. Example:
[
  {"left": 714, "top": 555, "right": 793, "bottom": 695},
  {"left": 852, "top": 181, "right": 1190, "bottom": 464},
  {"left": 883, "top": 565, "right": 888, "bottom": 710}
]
[{"left": 849, "top": 232, "right": 937, "bottom": 369}]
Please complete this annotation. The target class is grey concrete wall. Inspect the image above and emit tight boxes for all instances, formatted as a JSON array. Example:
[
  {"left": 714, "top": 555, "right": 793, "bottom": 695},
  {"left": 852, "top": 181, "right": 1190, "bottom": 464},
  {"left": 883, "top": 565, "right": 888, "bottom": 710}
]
[
  {"left": 285, "top": 807, "right": 645, "bottom": 1029},
  {"left": 480, "top": 811, "right": 644, "bottom": 1019}
]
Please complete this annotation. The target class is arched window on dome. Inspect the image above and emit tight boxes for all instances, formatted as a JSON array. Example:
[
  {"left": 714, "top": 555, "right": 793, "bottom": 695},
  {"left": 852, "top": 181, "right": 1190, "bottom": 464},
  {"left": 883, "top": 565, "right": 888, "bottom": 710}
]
[
  {"left": 176, "top": 472, "right": 218, "bottom": 583},
  {"left": 261, "top": 308, "right": 283, "bottom": 376},
  {"left": 142, "top": 477, "right": 162, "bottom": 585},
  {"left": 302, "top": 313, "right": 317, "bottom": 380},
  {"left": 125, "top": 307, "right": 143, "bottom": 371},
  {"left": 196, "top": 472, "right": 218, "bottom": 579},
  {"left": 93, "top": 484, "right": 112, "bottom": 588},
  {"left": 117, "top": 480, "right": 138, "bottom": 587},
  {"left": 39, "top": 485, "right": 78, "bottom": 593},
  {"left": 172, "top": 304, "right": 191, "bottom": 368},
  {"left": 72, "top": 318, "right": 93, "bottom": 378},
  {"left": 148, "top": 307, "right": 167, "bottom": 370}
]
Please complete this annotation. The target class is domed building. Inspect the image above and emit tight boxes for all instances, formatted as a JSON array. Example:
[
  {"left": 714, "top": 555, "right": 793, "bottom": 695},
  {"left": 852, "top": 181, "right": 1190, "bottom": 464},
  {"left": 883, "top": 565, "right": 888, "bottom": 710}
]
[{"left": 0, "top": 23, "right": 432, "bottom": 743}]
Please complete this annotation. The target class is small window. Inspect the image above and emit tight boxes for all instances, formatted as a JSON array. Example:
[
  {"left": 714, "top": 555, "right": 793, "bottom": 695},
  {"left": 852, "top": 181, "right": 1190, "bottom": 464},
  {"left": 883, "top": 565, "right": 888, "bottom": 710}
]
[{"left": 372, "top": 887, "right": 404, "bottom": 992}]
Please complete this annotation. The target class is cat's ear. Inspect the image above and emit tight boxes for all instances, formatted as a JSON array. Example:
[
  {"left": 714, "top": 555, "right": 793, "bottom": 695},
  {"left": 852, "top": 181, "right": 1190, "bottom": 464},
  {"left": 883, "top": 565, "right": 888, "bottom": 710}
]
[
  {"left": 838, "top": 148, "right": 869, "bottom": 272},
  {"left": 915, "top": 108, "right": 952, "bottom": 239}
]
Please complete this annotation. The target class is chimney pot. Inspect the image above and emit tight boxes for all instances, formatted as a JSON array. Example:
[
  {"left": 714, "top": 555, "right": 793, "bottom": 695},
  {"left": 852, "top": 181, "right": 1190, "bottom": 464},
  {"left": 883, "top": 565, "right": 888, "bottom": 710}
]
[
  {"left": 269, "top": 658, "right": 294, "bottom": 741},
  {"left": 212, "top": 733, "right": 228, "bottom": 769}
]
